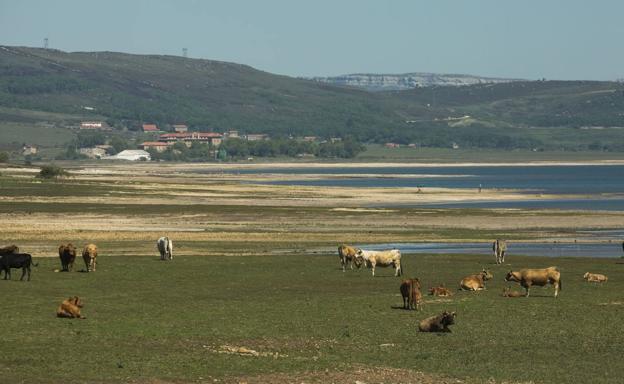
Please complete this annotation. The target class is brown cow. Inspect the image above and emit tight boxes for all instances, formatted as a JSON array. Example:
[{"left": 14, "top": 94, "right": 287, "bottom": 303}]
[
  {"left": 583, "top": 272, "right": 608, "bottom": 283},
  {"left": 0, "top": 244, "right": 19, "bottom": 255},
  {"left": 428, "top": 285, "right": 453, "bottom": 297},
  {"left": 501, "top": 286, "right": 524, "bottom": 297},
  {"left": 82, "top": 243, "right": 98, "bottom": 272},
  {"left": 58, "top": 243, "right": 77, "bottom": 272},
  {"left": 460, "top": 269, "right": 493, "bottom": 291},
  {"left": 56, "top": 296, "right": 86, "bottom": 319},
  {"left": 337, "top": 245, "right": 361, "bottom": 272},
  {"left": 400, "top": 278, "right": 423, "bottom": 310},
  {"left": 505, "top": 266, "right": 561, "bottom": 298},
  {"left": 418, "top": 311, "right": 456, "bottom": 333}
]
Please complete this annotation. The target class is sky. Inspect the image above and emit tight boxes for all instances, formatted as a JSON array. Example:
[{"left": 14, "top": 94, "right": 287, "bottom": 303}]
[{"left": 1, "top": 0, "right": 623, "bottom": 80}]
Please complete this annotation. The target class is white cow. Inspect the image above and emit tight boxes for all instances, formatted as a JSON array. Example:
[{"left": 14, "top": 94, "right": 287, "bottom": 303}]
[
  {"left": 356, "top": 249, "right": 402, "bottom": 277},
  {"left": 157, "top": 237, "right": 173, "bottom": 260}
]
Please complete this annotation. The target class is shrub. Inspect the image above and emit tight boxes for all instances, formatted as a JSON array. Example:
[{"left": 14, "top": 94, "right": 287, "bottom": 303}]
[{"left": 38, "top": 165, "right": 69, "bottom": 179}]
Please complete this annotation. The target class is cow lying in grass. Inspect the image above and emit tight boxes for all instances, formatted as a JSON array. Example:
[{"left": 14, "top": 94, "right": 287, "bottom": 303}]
[
  {"left": 56, "top": 296, "right": 86, "bottom": 319},
  {"left": 0, "top": 253, "right": 38, "bottom": 281},
  {"left": 337, "top": 244, "right": 361, "bottom": 272},
  {"left": 583, "top": 272, "right": 607, "bottom": 283},
  {"left": 418, "top": 311, "right": 456, "bottom": 333},
  {"left": 400, "top": 278, "right": 423, "bottom": 310},
  {"left": 460, "top": 269, "right": 493, "bottom": 291},
  {"left": 505, "top": 266, "right": 561, "bottom": 298},
  {"left": 501, "top": 286, "right": 524, "bottom": 297},
  {"left": 429, "top": 285, "right": 453, "bottom": 297},
  {"left": 356, "top": 248, "right": 402, "bottom": 277}
]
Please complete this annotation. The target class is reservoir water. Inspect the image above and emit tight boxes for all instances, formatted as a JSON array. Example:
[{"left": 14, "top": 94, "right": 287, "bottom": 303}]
[{"left": 225, "top": 164, "right": 624, "bottom": 210}]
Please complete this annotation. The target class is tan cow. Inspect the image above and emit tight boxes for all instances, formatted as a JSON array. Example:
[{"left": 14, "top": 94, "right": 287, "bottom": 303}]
[
  {"left": 337, "top": 245, "right": 361, "bottom": 272},
  {"left": 583, "top": 272, "right": 608, "bottom": 283},
  {"left": 505, "top": 266, "right": 561, "bottom": 298},
  {"left": 460, "top": 269, "right": 493, "bottom": 291},
  {"left": 56, "top": 296, "right": 86, "bottom": 319},
  {"left": 493, "top": 239, "right": 507, "bottom": 264},
  {"left": 356, "top": 249, "right": 402, "bottom": 277},
  {"left": 418, "top": 311, "right": 456, "bottom": 333},
  {"left": 400, "top": 278, "right": 423, "bottom": 310},
  {"left": 82, "top": 243, "right": 98, "bottom": 272},
  {"left": 428, "top": 285, "right": 453, "bottom": 297}
]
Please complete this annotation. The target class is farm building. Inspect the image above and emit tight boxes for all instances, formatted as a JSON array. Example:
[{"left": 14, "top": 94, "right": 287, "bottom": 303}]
[
  {"left": 107, "top": 150, "right": 151, "bottom": 161},
  {"left": 142, "top": 124, "right": 159, "bottom": 132},
  {"left": 140, "top": 141, "right": 172, "bottom": 152}
]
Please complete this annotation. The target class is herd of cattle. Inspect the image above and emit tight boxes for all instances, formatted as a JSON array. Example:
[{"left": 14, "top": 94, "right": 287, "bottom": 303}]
[
  {"left": 339, "top": 239, "right": 608, "bottom": 332},
  {"left": 0, "top": 238, "right": 173, "bottom": 319},
  {"left": 0, "top": 238, "right": 611, "bottom": 328}
]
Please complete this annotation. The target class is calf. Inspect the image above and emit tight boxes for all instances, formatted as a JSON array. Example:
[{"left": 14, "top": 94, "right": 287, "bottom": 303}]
[
  {"left": 428, "top": 285, "right": 453, "bottom": 297},
  {"left": 56, "top": 296, "right": 86, "bottom": 319},
  {"left": 0, "top": 253, "right": 38, "bottom": 281},
  {"left": 418, "top": 311, "right": 456, "bottom": 333},
  {"left": 400, "top": 278, "right": 423, "bottom": 310},
  {"left": 459, "top": 269, "right": 493, "bottom": 291},
  {"left": 501, "top": 286, "right": 524, "bottom": 297},
  {"left": 583, "top": 272, "right": 607, "bottom": 283},
  {"left": 505, "top": 266, "right": 561, "bottom": 298},
  {"left": 337, "top": 244, "right": 361, "bottom": 272},
  {"left": 356, "top": 249, "right": 402, "bottom": 277}
]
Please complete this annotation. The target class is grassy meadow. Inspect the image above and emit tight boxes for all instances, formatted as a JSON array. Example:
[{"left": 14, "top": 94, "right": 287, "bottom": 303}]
[
  {"left": 1, "top": 163, "right": 624, "bottom": 383},
  {"left": 2, "top": 252, "right": 623, "bottom": 383}
]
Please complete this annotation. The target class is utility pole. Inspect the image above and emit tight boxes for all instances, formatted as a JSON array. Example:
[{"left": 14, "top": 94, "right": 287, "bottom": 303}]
[
  {"left": 182, "top": 48, "right": 188, "bottom": 58},
  {"left": 43, "top": 37, "right": 49, "bottom": 49}
]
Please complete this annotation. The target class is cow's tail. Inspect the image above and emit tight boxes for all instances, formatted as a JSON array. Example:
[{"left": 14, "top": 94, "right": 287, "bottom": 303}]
[
  {"left": 400, "top": 259, "right": 405, "bottom": 277},
  {"left": 558, "top": 277, "right": 562, "bottom": 291}
]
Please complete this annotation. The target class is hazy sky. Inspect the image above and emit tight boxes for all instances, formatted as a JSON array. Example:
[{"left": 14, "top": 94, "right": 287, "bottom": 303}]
[{"left": 1, "top": 0, "right": 622, "bottom": 80}]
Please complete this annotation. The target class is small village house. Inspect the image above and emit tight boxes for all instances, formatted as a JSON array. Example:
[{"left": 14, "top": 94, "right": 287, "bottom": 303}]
[
  {"left": 80, "top": 121, "right": 110, "bottom": 130},
  {"left": 140, "top": 141, "right": 172, "bottom": 152},
  {"left": 142, "top": 124, "right": 159, "bottom": 133},
  {"left": 245, "top": 133, "right": 269, "bottom": 141},
  {"left": 159, "top": 132, "right": 223, "bottom": 147},
  {"left": 22, "top": 145, "right": 37, "bottom": 156}
]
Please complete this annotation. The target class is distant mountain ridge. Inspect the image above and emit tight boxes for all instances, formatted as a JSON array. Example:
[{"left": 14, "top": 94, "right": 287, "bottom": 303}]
[{"left": 305, "top": 72, "right": 523, "bottom": 91}]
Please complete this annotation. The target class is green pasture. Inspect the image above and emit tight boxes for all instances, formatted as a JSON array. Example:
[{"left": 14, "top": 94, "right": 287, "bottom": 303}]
[{"left": 1, "top": 252, "right": 622, "bottom": 383}]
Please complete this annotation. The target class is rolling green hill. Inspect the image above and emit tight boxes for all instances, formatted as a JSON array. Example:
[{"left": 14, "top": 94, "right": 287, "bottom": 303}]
[{"left": 1, "top": 45, "right": 624, "bottom": 152}]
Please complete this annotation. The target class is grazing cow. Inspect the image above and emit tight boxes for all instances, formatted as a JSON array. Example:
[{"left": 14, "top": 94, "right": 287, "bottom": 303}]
[
  {"left": 583, "top": 272, "right": 608, "bottom": 283},
  {"left": 0, "top": 253, "right": 37, "bottom": 281},
  {"left": 337, "top": 245, "right": 361, "bottom": 272},
  {"left": 493, "top": 239, "right": 507, "bottom": 264},
  {"left": 459, "top": 269, "right": 493, "bottom": 291},
  {"left": 82, "top": 243, "right": 98, "bottom": 272},
  {"left": 501, "top": 286, "right": 524, "bottom": 297},
  {"left": 0, "top": 244, "right": 19, "bottom": 255},
  {"left": 400, "top": 278, "right": 423, "bottom": 310},
  {"left": 157, "top": 237, "right": 173, "bottom": 260},
  {"left": 58, "top": 243, "right": 77, "bottom": 272},
  {"left": 505, "top": 266, "right": 561, "bottom": 298},
  {"left": 428, "top": 285, "right": 453, "bottom": 297},
  {"left": 56, "top": 296, "right": 86, "bottom": 319},
  {"left": 418, "top": 311, "right": 456, "bottom": 333},
  {"left": 356, "top": 249, "right": 402, "bottom": 277}
]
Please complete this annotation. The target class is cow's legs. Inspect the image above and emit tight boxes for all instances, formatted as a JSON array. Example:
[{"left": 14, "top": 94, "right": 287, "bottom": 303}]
[
  {"left": 524, "top": 286, "right": 530, "bottom": 297},
  {"left": 92, "top": 259, "right": 96, "bottom": 272}
]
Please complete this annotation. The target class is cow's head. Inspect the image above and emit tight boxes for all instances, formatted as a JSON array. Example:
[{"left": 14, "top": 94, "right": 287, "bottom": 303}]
[
  {"left": 442, "top": 311, "right": 456, "bottom": 325},
  {"left": 583, "top": 272, "right": 590, "bottom": 280},
  {"left": 70, "top": 296, "right": 84, "bottom": 308},
  {"left": 505, "top": 271, "right": 519, "bottom": 282},
  {"left": 481, "top": 269, "right": 493, "bottom": 280}
]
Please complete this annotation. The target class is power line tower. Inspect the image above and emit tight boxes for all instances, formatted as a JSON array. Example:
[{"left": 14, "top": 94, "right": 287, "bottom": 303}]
[
  {"left": 182, "top": 48, "right": 188, "bottom": 58},
  {"left": 43, "top": 37, "right": 49, "bottom": 49}
]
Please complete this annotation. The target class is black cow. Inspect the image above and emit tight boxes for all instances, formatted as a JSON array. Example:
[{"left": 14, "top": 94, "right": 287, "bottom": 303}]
[{"left": 0, "top": 253, "right": 38, "bottom": 281}]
